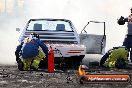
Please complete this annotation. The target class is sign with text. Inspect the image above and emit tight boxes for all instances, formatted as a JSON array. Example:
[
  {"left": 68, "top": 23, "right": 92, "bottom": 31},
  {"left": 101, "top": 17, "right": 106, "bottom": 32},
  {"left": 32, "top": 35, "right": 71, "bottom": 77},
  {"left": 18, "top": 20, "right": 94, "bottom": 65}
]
[{"left": 84, "top": 74, "right": 130, "bottom": 83}]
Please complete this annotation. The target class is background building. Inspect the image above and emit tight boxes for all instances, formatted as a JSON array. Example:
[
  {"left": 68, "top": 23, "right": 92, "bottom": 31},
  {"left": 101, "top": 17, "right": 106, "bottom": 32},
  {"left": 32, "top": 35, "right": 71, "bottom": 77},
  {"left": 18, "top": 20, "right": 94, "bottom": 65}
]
[{"left": 0, "top": 0, "right": 24, "bottom": 16}]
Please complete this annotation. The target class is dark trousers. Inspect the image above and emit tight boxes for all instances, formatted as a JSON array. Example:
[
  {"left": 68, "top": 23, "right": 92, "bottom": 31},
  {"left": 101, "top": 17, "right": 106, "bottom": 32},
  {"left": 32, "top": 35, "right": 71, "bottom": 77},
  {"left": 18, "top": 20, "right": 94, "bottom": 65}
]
[{"left": 123, "top": 35, "right": 132, "bottom": 62}]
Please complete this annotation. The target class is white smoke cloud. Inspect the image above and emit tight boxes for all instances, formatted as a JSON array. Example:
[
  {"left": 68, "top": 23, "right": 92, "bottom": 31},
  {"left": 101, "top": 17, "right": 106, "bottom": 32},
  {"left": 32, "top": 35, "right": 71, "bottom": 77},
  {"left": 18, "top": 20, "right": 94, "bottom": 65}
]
[
  {"left": 0, "top": 0, "right": 132, "bottom": 64},
  {"left": 25, "top": 0, "right": 132, "bottom": 50}
]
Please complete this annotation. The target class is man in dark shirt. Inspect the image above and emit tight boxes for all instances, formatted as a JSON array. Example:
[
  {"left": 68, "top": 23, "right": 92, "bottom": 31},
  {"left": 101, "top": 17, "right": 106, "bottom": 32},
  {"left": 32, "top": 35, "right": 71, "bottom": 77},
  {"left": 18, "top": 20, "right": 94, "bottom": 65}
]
[{"left": 118, "top": 7, "right": 132, "bottom": 62}]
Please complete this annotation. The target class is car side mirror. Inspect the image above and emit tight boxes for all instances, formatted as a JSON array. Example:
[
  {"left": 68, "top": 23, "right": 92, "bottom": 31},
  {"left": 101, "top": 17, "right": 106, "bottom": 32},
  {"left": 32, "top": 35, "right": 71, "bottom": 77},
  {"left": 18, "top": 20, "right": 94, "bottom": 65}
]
[{"left": 16, "top": 28, "right": 20, "bottom": 32}]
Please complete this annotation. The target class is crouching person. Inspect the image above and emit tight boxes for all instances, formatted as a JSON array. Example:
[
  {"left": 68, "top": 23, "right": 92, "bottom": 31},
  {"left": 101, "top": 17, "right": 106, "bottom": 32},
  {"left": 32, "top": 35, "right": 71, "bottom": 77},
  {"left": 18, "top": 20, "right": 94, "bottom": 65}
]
[
  {"left": 15, "top": 33, "right": 48, "bottom": 71},
  {"left": 100, "top": 46, "right": 129, "bottom": 69}
]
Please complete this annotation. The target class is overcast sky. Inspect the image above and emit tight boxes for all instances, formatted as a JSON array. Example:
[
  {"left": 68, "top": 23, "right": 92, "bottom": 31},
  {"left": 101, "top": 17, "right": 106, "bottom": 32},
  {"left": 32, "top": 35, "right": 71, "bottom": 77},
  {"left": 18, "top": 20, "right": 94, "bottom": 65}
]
[{"left": 0, "top": 0, "right": 132, "bottom": 65}]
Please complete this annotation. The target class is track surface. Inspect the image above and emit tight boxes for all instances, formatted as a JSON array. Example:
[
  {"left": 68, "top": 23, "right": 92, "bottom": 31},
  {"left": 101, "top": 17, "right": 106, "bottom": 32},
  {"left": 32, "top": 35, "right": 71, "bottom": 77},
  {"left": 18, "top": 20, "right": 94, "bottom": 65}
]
[{"left": 0, "top": 65, "right": 132, "bottom": 88}]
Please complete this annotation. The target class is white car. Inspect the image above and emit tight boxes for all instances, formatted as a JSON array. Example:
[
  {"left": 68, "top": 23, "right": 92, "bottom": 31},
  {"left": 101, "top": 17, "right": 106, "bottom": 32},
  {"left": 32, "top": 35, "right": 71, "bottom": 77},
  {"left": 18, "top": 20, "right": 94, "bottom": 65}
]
[{"left": 17, "top": 18, "right": 86, "bottom": 68}]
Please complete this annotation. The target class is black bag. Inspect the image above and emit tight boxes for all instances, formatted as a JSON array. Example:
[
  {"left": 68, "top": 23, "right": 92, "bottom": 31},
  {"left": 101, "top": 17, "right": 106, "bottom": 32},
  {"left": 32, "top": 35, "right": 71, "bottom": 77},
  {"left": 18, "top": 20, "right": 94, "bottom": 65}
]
[{"left": 117, "top": 16, "right": 125, "bottom": 25}]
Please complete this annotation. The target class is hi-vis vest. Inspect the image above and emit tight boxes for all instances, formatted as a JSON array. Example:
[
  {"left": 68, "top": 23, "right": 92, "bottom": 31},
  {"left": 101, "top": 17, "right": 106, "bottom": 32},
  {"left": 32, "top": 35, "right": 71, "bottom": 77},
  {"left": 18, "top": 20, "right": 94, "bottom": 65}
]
[
  {"left": 100, "top": 47, "right": 129, "bottom": 68},
  {"left": 105, "top": 47, "right": 128, "bottom": 68}
]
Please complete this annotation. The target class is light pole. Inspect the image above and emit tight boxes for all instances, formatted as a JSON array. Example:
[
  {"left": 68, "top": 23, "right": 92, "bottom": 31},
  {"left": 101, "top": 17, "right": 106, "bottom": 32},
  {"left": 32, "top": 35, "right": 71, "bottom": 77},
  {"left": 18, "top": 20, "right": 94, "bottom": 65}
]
[
  {"left": 14, "top": 0, "right": 18, "bottom": 15},
  {"left": 4, "top": 0, "right": 6, "bottom": 14}
]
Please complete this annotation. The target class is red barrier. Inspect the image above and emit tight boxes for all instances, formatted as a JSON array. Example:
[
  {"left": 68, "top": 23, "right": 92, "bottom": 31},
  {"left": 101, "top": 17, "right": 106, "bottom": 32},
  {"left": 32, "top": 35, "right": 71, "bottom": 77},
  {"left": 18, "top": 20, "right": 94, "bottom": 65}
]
[{"left": 48, "top": 46, "right": 54, "bottom": 73}]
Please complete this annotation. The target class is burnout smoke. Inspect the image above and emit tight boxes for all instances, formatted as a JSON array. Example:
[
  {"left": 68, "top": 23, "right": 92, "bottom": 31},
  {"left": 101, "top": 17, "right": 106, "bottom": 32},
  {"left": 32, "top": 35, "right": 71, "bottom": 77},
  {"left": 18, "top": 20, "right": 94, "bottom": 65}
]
[{"left": 0, "top": 0, "right": 132, "bottom": 65}]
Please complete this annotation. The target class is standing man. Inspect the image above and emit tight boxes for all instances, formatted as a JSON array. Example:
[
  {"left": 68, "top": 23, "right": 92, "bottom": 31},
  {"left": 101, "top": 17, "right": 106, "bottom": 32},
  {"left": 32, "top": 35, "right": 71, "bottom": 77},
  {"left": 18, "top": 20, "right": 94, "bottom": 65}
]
[{"left": 118, "top": 7, "right": 132, "bottom": 62}]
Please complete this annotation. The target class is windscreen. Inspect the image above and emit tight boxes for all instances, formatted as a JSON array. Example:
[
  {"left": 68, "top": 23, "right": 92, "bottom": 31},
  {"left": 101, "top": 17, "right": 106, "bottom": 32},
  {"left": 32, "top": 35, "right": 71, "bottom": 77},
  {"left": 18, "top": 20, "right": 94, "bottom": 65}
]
[{"left": 26, "top": 20, "right": 73, "bottom": 32}]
